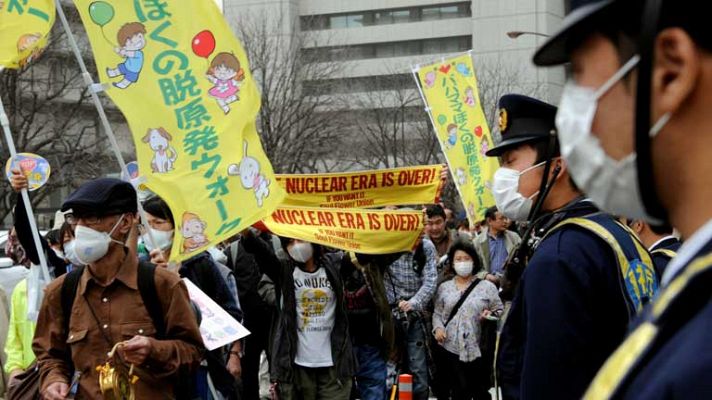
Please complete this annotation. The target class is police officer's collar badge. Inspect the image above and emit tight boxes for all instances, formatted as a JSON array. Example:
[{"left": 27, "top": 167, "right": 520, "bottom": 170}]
[{"left": 499, "top": 108, "right": 508, "bottom": 132}]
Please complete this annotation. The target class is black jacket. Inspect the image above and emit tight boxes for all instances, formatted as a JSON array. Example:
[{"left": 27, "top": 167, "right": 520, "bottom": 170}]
[{"left": 242, "top": 235, "right": 355, "bottom": 383}]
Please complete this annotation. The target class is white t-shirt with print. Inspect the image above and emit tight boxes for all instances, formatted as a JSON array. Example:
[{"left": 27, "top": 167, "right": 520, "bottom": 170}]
[{"left": 293, "top": 266, "right": 336, "bottom": 367}]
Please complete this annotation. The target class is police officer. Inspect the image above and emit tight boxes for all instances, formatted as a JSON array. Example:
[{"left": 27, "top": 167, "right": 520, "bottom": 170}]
[
  {"left": 625, "top": 219, "right": 681, "bottom": 277},
  {"left": 487, "top": 94, "right": 657, "bottom": 400},
  {"left": 532, "top": 0, "right": 712, "bottom": 398}
]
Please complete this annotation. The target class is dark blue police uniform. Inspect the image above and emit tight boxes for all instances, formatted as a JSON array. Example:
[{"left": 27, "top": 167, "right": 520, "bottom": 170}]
[
  {"left": 649, "top": 237, "right": 681, "bottom": 277},
  {"left": 487, "top": 95, "right": 657, "bottom": 400}
]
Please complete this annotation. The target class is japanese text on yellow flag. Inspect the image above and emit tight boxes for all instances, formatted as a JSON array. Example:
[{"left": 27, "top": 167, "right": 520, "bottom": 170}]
[
  {"left": 414, "top": 53, "right": 499, "bottom": 224},
  {"left": 277, "top": 165, "right": 445, "bottom": 208},
  {"left": 263, "top": 207, "right": 425, "bottom": 254},
  {"left": 73, "top": 0, "right": 285, "bottom": 261},
  {"left": 0, "top": 0, "right": 55, "bottom": 69}
]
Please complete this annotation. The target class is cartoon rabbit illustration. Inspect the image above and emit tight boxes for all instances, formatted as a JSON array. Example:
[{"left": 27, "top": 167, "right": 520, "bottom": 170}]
[
  {"left": 455, "top": 168, "right": 467, "bottom": 186},
  {"left": 142, "top": 127, "right": 177, "bottom": 173},
  {"left": 227, "top": 141, "right": 270, "bottom": 207},
  {"left": 181, "top": 212, "right": 209, "bottom": 254}
]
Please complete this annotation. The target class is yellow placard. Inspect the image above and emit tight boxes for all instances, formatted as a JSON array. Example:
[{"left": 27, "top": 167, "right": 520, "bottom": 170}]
[
  {"left": 263, "top": 207, "right": 425, "bottom": 254},
  {"left": 74, "top": 0, "right": 285, "bottom": 261},
  {"left": 0, "top": 0, "right": 55, "bottom": 69},
  {"left": 416, "top": 53, "right": 499, "bottom": 224},
  {"left": 277, "top": 165, "right": 445, "bottom": 208}
]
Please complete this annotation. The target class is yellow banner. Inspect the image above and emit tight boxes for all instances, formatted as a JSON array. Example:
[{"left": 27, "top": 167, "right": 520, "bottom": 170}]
[
  {"left": 263, "top": 207, "right": 425, "bottom": 254},
  {"left": 277, "top": 165, "right": 445, "bottom": 208},
  {"left": 0, "top": 0, "right": 54, "bottom": 69},
  {"left": 74, "top": 0, "right": 285, "bottom": 261},
  {"left": 416, "top": 53, "right": 499, "bottom": 223}
]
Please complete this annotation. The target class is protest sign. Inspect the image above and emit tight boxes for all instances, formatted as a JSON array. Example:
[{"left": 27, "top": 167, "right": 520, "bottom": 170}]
[
  {"left": 263, "top": 207, "right": 424, "bottom": 254},
  {"left": 74, "top": 0, "right": 285, "bottom": 262},
  {"left": 415, "top": 53, "right": 499, "bottom": 223},
  {"left": 5, "top": 153, "right": 51, "bottom": 191},
  {"left": 0, "top": 0, "right": 55, "bottom": 69},
  {"left": 277, "top": 165, "right": 445, "bottom": 208},
  {"left": 184, "top": 278, "right": 250, "bottom": 351}
]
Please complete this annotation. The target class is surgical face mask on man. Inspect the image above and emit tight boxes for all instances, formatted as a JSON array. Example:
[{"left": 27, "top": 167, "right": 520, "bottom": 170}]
[
  {"left": 556, "top": 55, "right": 671, "bottom": 224},
  {"left": 492, "top": 161, "right": 547, "bottom": 221},
  {"left": 63, "top": 240, "right": 84, "bottom": 266},
  {"left": 74, "top": 215, "right": 127, "bottom": 264},
  {"left": 288, "top": 242, "right": 314, "bottom": 263}
]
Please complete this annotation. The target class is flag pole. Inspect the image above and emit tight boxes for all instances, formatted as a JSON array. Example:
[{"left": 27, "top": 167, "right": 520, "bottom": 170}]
[{"left": 54, "top": 0, "right": 160, "bottom": 252}]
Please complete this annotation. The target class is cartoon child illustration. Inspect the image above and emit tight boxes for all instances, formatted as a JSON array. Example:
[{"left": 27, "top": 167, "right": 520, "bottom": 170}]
[
  {"left": 106, "top": 22, "right": 147, "bottom": 89},
  {"left": 467, "top": 203, "right": 476, "bottom": 219},
  {"left": 464, "top": 87, "right": 476, "bottom": 107},
  {"left": 142, "top": 127, "right": 177, "bottom": 173},
  {"left": 16, "top": 33, "right": 43, "bottom": 68},
  {"left": 227, "top": 141, "right": 270, "bottom": 207},
  {"left": 444, "top": 123, "right": 458, "bottom": 149},
  {"left": 206, "top": 52, "right": 245, "bottom": 114},
  {"left": 481, "top": 136, "right": 491, "bottom": 157},
  {"left": 181, "top": 212, "right": 209, "bottom": 254},
  {"left": 455, "top": 168, "right": 467, "bottom": 186},
  {"left": 424, "top": 71, "right": 436, "bottom": 88}
]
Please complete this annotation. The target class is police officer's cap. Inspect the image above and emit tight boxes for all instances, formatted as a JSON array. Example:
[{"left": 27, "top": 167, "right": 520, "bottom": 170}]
[
  {"left": 485, "top": 94, "right": 557, "bottom": 157},
  {"left": 62, "top": 178, "right": 137, "bottom": 216},
  {"left": 533, "top": 0, "right": 618, "bottom": 66}
]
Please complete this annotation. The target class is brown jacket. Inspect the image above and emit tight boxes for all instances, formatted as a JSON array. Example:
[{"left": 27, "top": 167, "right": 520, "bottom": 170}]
[{"left": 32, "top": 255, "right": 204, "bottom": 399}]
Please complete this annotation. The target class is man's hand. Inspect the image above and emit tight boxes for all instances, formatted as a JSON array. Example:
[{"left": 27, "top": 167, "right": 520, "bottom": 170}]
[
  {"left": 120, "top": 335, "right": 153, "bottom": 365},
  {"left": 398, "top": 300, "right": 413, "bottom": 313},
  {"left": 8, "top": 369, "right": 22, "bottom": 387},
  {"left": 42, "top": 381, "right": 69, "bottom": 400},
  {"left": 227, "top": 353, "right": 242, "bottom": 379},
  {"left": 434, "top": 328, "right": 447, "bottom": 344},
  {"left": 480, "top": 309, "right": 493, "bottom": 321},
  {"left": 9, "top": 168, "right": 29, "bottom": 193}
]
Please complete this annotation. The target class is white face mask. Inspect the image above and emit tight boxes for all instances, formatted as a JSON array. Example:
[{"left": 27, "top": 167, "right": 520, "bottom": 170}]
[
  {"left": 74, "top": 215, "right": 126, "bottom": 265},
  {"left": 453, "top": 261, "right": 474, "bottom": 277},
  {"left": 63, "top": 240, "right": 84, "bottom": 267},
  {"left": 288, "top": 242, "right": 313, "bottom": 263},
  {"left": 556, "top": 55, "right": 669, "bottom": 224},
  {"left": 492, "top": 161, "right": 546, "bottom": 221},
  {"left": 52, "top": 248, "right": 65, "bottom": 260},
  {"left": 142, "top": 228, "right": 174, "bottom": 252}
]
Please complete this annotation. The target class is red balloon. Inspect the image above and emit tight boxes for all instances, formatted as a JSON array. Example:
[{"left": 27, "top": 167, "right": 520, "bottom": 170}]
[{"left": 192, "top": 30, "right": 216, "bottom": 58}]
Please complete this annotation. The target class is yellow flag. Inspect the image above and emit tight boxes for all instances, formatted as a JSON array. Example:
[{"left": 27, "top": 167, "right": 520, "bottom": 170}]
[
  {"left": 277, "top": 165, "right": 445, "bottom": 208},
  {"left": 73, "top": 0, "right": 285, "bottom": 261},
  {"left": 0, "top": 0, "right": 55, "bottom": 69},
  {"left": 415, "top": 53, "right": 499, "bottom": 224},
  {"left": 263, "top": 207, "right": 424, "bottom": 254}
]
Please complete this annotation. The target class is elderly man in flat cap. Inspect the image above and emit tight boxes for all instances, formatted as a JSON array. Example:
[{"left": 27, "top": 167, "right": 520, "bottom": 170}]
[{"left": 33, "top": 178, "right": 204, "bottom": 399}]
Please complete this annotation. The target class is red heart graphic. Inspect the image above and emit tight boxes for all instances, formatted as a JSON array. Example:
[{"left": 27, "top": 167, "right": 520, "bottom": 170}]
[
  {"left": 439, "top": 64, "right": 451, "bottom": 74},
  {"left": 475, "top": 126, "right": 483, "bottom": 138},
  {"left": 19, "top": 158, "right": 36, "bottom": 172}
]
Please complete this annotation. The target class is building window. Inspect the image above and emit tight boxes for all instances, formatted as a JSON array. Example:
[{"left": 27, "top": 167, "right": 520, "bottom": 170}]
[
  {"left": 302, "top": 36, "right": 473, "bottom": 63},
  {"left": 301, "top": 2, "right": 471, "bottom": 31}
]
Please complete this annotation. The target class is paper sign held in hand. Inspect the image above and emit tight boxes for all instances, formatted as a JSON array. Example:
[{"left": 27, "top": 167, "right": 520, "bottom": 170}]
[
  {"left": 183, "top": 278, "right": 250, "bottom": 351},
  {"left": 5, "top": 153, "right": 51, "bottom": 192}
]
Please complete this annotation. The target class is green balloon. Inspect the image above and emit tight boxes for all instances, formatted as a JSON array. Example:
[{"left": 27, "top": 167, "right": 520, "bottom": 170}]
[{"left": 89, "top": 1, "right": 114, "bottom": 27}]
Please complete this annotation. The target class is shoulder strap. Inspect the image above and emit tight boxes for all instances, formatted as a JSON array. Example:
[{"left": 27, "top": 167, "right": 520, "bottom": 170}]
[
  {"left": 61, "top": 266, "right": 85, "bottom": 334},
  {"left": 651, "top": 248, "right": 677, "bottom": 259},
  {"left": 137, "top": 261, "right": 166, "bottom": 339},
  {"left": 548, "top": 216, "right": 658, "bottom": 315},
  {"left": 445, "top": 278, "right": 480, "bottom": 327}
]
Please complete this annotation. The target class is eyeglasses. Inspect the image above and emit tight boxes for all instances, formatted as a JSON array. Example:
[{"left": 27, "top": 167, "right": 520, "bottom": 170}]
[{"left": 64, "top": 214, "right": 103, "bottom": 226}]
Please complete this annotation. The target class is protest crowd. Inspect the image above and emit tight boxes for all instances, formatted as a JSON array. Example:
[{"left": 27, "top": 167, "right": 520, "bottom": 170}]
[{"left": 1, "top": 0, "right": 711, "bottom": 399}]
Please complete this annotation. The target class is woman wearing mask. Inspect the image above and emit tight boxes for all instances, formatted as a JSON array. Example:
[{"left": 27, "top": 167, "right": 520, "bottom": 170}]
[
  {"left": 432, "top": 240, "right": 503, "bottom": 400},
  {"left": 142, "top": 196, "right": 243, "bottom": 399},
  {"left": 238, "top": 230, "right": 355, "bottom": 400}
]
